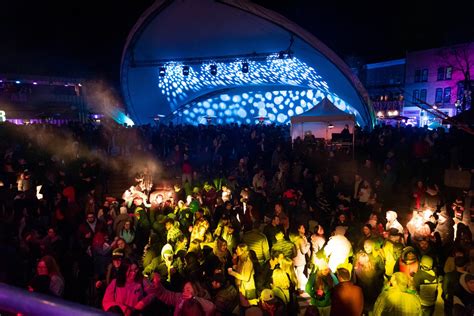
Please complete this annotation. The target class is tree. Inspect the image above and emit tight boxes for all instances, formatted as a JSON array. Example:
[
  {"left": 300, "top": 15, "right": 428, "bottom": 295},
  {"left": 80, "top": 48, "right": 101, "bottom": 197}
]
[{"left": 438, "top": 42, "right": 474, "bottom": 112}]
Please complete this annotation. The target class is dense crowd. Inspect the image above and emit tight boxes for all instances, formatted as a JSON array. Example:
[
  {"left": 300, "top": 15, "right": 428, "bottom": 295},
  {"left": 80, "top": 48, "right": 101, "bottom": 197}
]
[{"left": 0, "top": 120, "right": 473, "bottom": 316}]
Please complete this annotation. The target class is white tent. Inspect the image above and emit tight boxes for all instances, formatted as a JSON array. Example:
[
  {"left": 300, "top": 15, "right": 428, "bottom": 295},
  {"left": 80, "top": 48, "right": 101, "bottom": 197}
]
[{"left": 290, "top": 97, "right": 355, "bottom": 141}]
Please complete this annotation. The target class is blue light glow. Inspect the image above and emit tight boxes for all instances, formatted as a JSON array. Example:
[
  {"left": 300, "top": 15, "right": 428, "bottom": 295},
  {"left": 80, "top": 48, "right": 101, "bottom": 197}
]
[
  {"left": 156, "top": 56, "right": 362, "bottom": 125},
  {"left": 177, "top": 88, "right": 361, "bottom": 125}
]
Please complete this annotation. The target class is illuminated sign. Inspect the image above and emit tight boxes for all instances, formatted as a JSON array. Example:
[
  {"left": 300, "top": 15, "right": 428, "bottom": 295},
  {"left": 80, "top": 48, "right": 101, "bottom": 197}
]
[{"left": 0, "top": 110, "right": 6, "bottom": 122}]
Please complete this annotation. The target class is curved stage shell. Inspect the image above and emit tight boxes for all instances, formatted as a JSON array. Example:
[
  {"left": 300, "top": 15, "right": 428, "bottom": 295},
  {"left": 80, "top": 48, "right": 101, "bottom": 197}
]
[{"left": 121, "top": 0, "right": 375, "bottom": 128}]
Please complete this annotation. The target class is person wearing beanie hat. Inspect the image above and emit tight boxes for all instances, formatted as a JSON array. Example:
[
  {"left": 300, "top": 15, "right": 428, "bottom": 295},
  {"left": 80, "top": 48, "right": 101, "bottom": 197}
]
[
  {"left": 385, "top": 210, "right": 403, "bottom": 235},
  {"left": 413, "top": 255, "right": 438, "bottom": 315},
  {"left": 256, "top": 288, "right": 286, "bottom": 316}
]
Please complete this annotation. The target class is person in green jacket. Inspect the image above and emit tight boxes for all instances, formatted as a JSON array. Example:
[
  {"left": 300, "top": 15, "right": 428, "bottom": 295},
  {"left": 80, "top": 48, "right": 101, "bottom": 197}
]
[{"left": 306, "top": 260, "right": 338, "bottom": 316}]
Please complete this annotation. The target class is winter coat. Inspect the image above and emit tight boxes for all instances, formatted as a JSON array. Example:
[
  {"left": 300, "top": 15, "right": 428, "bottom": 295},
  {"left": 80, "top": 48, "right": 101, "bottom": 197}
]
[
  {"left": 453, "top": 273, "right": 474, "bottom": 316},
  {"left": 102, "top": 279, "right": 151, "bottom": 313}
]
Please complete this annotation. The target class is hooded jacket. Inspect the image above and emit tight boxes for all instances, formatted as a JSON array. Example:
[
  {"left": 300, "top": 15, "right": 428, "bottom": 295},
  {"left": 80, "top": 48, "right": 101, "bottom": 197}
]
[{"left": 453, "top": 273, "right": 474, "bottom": 316}]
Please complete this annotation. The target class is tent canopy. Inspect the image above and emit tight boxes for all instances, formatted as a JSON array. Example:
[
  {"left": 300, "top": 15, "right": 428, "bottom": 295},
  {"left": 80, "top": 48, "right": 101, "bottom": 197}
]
[
  {"left": 291, "top": 97, "right": 355, "bottom": 123},
  {"left": 291, "top": 97, "right": 355, "bottom": 141}
]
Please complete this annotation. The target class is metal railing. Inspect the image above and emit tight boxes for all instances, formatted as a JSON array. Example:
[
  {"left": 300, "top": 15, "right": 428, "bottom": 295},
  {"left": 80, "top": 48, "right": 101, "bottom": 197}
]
[{"left": 0, "top": 283, "right": 109, "bottom": 316}]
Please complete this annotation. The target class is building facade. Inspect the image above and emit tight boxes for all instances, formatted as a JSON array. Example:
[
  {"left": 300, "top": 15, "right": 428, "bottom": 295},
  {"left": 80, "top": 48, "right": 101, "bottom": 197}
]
[
  {"left": 403, "top": 42, "right": 473, "bottom": 127},
  {"left": 362, "top": 59, "right": 405, "bottom": 122},
  {"left": 0, "top": 74, "right": 89, "bottom": 124},
  {"left": 360, "top": 42, "right": 473, "bottom": 127}
]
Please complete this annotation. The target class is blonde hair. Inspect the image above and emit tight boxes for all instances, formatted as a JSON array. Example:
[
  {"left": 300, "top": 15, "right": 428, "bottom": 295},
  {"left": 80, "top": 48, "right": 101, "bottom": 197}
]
[
  {"left": 279, "top": 257, "right": 298, "bottom": 289},
  {"left": 272, "top": 268, "right": 290, "bottom": 289}
]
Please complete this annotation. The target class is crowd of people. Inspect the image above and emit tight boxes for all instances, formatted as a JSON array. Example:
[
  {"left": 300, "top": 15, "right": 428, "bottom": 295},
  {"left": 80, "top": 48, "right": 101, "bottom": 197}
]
[{"left": 0, "top": 120, "right": 473, "bottom": 316}]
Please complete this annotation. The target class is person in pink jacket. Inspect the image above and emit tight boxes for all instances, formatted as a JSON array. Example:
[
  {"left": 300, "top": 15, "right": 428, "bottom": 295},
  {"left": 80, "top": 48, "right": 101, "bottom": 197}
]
[{"left": 102, "top": 261, "right": 153, "bottom": 315}]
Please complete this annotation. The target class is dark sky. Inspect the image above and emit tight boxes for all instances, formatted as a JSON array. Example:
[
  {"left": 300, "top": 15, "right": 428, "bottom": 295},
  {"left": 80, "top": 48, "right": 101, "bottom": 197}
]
[{"left": 1, "top": 0, "right": 473, "bottom": 85}]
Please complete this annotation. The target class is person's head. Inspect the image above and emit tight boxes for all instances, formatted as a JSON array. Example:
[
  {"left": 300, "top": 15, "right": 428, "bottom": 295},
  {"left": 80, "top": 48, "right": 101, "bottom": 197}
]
[
  {"left": 364, "top": 239, "right": 375, "bottom": 254},
  {"left": 272, "top": 268, "right": 290, "bottom": 289},
  {"left": 338, "top": 213, "right": 347, "bottom": 223},
  {"left": 386, "top": 210, "right": 397, "bottom": 222},
  {"left": 164, "top": 218, "right": 174, "bottom": 231},
  {"left": 389, "top": 272, "right": 409, "bottom": 291},
  {"left": 47, "top": 227, "right": 56, "bottom": 239},
  {"left": 86, "top": 212, "right": 96, "bottom": 223},
  {"left": 274, "top": 203, "right": 283, "bottom": 215},
  {"left": 336, "top": 267, "right": 351, "bottom": 282},
  {"left": 260, "top": 289, "right": 276, "bottom": 307},
  {"left": 317, "top": 225, "right": 324, "bottom": 236},
  {"left": 271, "top": 215, "right": 280, "bottom": 226},
  {"left": 236, "top": 244, "right": 249, "bottom": 259},
  {"left": 116, "top": 238, "right": 126, "bottom": 249},
  {"left": 215, "top": 237, "right": 228, "bottom": 253},
  {"left": 124, "top": 220, "right": 131, "bottom": 230},
  {"left": 418, "top": 239, "right": 430, "bottom": 252},
  {"left": 126, "top": 262, "right": 141, "bottom": 283},
  {"left": 112, "top": 249, "right": 124, "bottom": 268},
  {"left": 318, "top": 262, "right": 331, "bottom": 276},
  {"left": 362, "top": 224, "right": 372, "bottom": 237},
  {"left": 269, "top": 250, "right": 282, "bottom": 267},
  {"left": 279, "top": 257, "right": 294, "bottom": 273},
  {"left": 465, "top": 274, "right": 474, "bottom": 293},
  {"left": 298, "top": 224, "right": 306, "bottom": 235},
  {"left": 37, "top": 255, "right": 61, "bottom": 277},
  {"left": 420, "top": 255, "right": 434, "bottom": 271},
  {"left": 36, "top": 259, "right": 49, "bottom": 276}
]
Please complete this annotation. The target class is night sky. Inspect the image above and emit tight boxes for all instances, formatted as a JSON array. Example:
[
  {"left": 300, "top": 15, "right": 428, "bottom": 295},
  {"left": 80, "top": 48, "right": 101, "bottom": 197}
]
[{"left": 1, "top": 0, "right": 473, "bottom": 85}]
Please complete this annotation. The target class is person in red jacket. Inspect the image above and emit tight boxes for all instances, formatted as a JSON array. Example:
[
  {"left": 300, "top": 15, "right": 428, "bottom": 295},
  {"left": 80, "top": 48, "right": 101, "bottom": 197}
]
[{"left": 330, "top": 267, "right": 364, "bottom": 316}]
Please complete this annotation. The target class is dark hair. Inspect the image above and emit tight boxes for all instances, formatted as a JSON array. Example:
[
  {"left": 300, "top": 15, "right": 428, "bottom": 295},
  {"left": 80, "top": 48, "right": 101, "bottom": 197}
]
[
  {"left": 178, "top": 298, "right": 205, "bottom": 316},
  {"left": 336, "top": 268, "right": 351, "bottom": 281}
]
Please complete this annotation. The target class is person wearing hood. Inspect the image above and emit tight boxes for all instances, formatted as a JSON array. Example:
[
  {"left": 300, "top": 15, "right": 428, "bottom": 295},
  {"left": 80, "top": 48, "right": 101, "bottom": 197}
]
[
  {"left": 396, "top": 246, "right": 420, "bottom": 278},
  {"left": 453, "top": 273, "right": 474, "bottom": 316},
  {"left": 413, "top": 255, "right": 438, "bottom": 316},
  {"left": 143, "top": 243, "right": 182, "bottom": 283},
  {"left": 385, "top": 210, "right": 403, "bottom": 235}
]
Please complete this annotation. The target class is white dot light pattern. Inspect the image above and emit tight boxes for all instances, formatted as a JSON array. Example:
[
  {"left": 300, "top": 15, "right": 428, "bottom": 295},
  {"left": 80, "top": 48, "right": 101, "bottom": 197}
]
[
  {"left": 158, "top": 55, "right": 362, "bottom": 125},
  {"left": 186, "top": 89, "right": 360, "bottom": 125}
]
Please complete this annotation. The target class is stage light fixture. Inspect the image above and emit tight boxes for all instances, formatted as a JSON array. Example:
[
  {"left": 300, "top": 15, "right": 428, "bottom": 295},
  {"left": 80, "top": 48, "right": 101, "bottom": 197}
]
[
  {"left": 242, "top": 62, "right": 249, "bottom": 73},
  {"left": 210, "top": 64, "right": 217, "bottom": 76},
  {"left": 182, "top": 66, "right": 190, "bottom": 76},
  {"left": 328, "top": 123, "right": 334, "bottom": 129},
  {"left": 159, "top": 66, "right": 166, "bottom": 77}
]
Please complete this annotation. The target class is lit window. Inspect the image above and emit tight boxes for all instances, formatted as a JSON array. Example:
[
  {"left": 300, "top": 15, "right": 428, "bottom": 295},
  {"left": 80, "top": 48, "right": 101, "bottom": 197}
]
[{"left": 445, "top": 67, "right": 452, "bottom": 80}]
